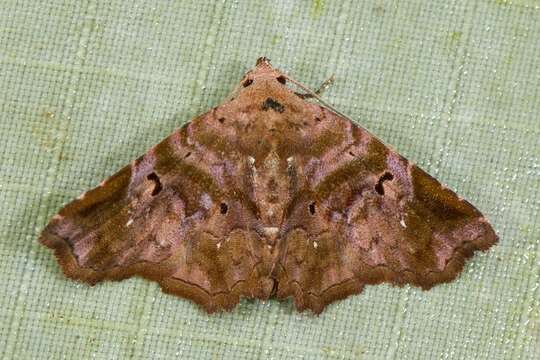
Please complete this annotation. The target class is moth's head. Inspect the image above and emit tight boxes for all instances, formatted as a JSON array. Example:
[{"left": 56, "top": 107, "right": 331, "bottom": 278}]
[{"left": 239, "top": 57, "right": 289, "bottom": 90}]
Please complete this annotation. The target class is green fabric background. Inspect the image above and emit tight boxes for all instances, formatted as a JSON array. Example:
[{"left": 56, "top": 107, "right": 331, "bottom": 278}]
[{"left": 0, "top": 0, "right": 538, "bottom": 359}]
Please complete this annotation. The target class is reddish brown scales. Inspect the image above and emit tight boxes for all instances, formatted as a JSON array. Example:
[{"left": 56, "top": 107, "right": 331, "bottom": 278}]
[{"left": 40, "top": 58, "right": 498, "bottom": 314}]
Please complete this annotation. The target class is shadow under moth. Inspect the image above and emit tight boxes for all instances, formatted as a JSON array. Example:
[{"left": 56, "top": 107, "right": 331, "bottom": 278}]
[{"left": 40, "top": 58, "right": 498, "bottom": 314}]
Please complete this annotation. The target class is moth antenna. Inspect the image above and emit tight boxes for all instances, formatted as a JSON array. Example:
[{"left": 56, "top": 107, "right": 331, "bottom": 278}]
[
  {"left": 284, "top": 74, "right": 350, "bottom": 120},
  {"left": 297, "top": 75, "right": 335, "bottom": 97},
  {"left": 286, "top": 72, "right": 399, "bottom": 152}
]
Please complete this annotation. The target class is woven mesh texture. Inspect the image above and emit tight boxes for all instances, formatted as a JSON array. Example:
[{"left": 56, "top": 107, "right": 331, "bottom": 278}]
[{"left": 0, "top": 1, "right": 538, "bottom": 359}]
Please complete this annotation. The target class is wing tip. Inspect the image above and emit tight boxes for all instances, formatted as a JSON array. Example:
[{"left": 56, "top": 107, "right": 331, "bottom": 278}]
[
  {"left": 417, "top": 221, "right": 499, "bottom": 290},
  {"left": 40, "top": 223, "right": 108, "bottom": 286}
]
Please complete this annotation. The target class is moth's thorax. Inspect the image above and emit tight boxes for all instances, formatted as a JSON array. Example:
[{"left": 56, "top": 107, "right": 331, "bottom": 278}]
[
  {"left": 249, "top": 151, "right": 291, "bottom": 231},
  {"left": 230, "top": 68, "right": 312, "bottom": 158},
  {"left": 233, "top": 62, "right": 307, "bottom": 245},
  {"left": 235, "top": 61, "right": 306, "bottom": 119}
]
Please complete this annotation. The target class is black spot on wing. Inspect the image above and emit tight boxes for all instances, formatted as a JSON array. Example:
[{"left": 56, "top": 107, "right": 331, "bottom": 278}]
[{"left": 262, "top": 97, "right": 285, "bottom": 113}]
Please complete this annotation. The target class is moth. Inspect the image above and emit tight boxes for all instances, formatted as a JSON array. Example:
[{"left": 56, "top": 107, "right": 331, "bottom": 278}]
[{"left": 40, "top": 58, "right": 498, "bottom": 314}]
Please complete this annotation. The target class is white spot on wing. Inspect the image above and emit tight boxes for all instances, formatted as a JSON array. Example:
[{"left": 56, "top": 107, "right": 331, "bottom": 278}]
[
  {"left": 200, "top": 193, "right": 213, "bottom": 209},
  {"left": 248, "top": 155, "right": 257, "bottom": 176},
  {"left": 263, "top": 227, "right": 279, "bottom": 237},
  {"left": 126, "top": 218, "right": 134, "bottom": 227},
  {"left": 400, "top": 218, "right": 406, "bottom": 228},
  {"left": 287, "top": 156, "right": 294, "bottom": 171},
  {"left": 313, "top": 241, "right": 318, "bottom": 249}
]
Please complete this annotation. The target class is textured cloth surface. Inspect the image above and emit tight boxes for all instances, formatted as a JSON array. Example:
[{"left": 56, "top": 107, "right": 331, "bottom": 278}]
[{"left": 0, "top": 1, "right": 538, "bottom": 359}]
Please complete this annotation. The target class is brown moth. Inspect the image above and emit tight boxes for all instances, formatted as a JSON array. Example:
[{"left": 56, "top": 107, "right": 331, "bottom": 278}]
[{"left": 40, "top": 58, "right": 498, "bottom": 314}]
